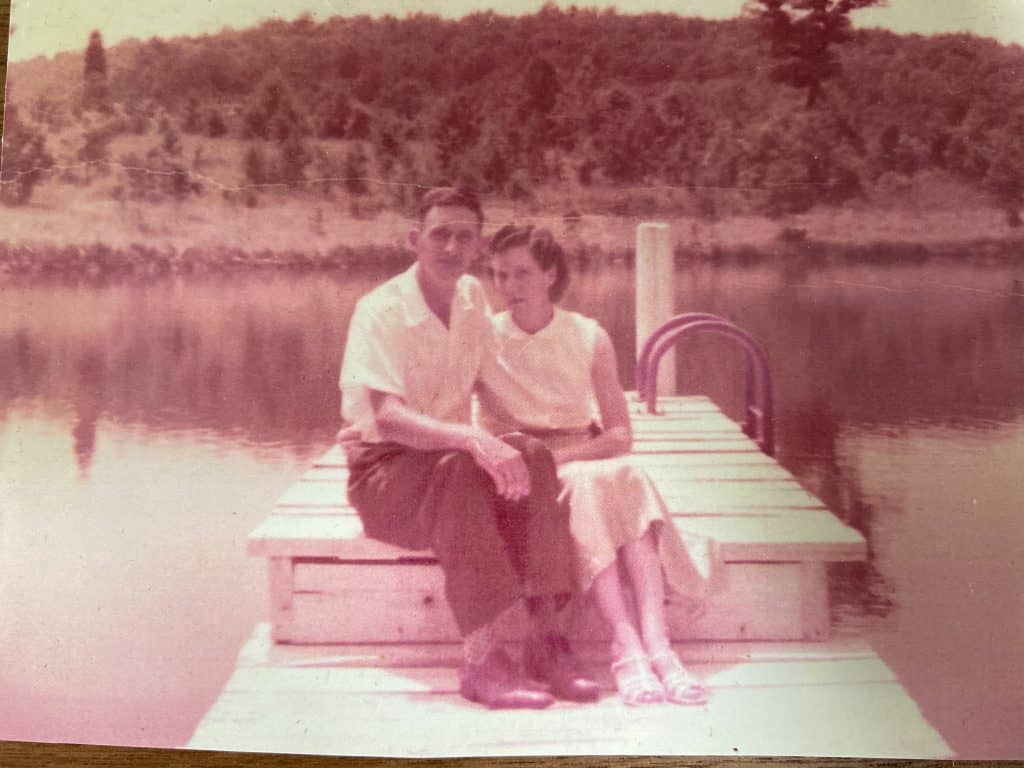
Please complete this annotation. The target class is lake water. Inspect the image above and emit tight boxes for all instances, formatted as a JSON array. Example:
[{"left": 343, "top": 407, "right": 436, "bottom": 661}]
[{"left": 1, "top": 261, "right": 1022, "bottom": 757}]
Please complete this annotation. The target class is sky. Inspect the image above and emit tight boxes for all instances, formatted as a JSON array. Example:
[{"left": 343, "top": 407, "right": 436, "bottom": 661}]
[{"left": 7, "top": 0, "right": 1024, "bottom": 62}]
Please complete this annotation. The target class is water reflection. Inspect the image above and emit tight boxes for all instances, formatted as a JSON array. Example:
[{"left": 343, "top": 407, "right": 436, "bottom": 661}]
[
  {"left": 3, "top": 264, "right": 1021, "bottom": 450},
  {"left": 0, "top": 273, "right": 374, "bottom": 460},
  {"left": 72, "top": 347, "right": 105, "bottom": 476}
]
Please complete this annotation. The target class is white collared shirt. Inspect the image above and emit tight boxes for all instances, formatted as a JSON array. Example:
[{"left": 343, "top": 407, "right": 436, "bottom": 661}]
[
  {"left": 477, "top": 308, "right": 601, "bottom": 434},
  {"left": 340, "top": 262, "right": 493, "bottom": 442}
]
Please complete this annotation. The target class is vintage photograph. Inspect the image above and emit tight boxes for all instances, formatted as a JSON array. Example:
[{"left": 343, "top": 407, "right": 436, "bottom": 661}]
[{"left": 1, "top": 0, "right": 1022, "bottom": 759}]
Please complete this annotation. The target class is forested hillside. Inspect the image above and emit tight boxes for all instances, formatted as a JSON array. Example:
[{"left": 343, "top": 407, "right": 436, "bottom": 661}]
[{"left": 5, "top": 7, "right": 1024, "bottom": 221}]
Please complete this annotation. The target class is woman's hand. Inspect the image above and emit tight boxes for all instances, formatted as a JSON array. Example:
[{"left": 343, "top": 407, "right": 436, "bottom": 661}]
[{"left": 466, "top": 432, "right": 531, "bottom": 502}]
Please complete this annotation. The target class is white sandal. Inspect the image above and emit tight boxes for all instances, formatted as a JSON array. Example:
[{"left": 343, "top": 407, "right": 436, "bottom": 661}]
[
  {"left": 649, "top": 650, "right": 709, "bottom": 705},
  {"left": 610, "top": 654, "right": 665, "bottom": 706}
]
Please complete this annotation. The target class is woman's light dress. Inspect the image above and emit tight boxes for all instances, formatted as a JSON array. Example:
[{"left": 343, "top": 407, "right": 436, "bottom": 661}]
[{"left": 477, "top": 308, "right": 719, "bottom": 602}]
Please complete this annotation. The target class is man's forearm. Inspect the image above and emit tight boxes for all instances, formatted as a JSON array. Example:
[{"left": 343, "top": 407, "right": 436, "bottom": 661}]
[
  {"left": 371, "top": 391, "right": 531, "bottom": 500},
  {"left": 373, "top": 393, "right": 479, "bottom": 453}
]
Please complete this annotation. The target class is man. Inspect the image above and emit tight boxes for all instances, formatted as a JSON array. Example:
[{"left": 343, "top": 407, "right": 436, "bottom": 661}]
[{"left": 339, "top": 187, "right": 598, "bottom": 709}]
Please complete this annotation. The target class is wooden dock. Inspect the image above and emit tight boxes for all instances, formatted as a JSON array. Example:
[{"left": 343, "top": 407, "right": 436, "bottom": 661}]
[{"left": 189, "top": 395, "right": 952, "bottom": 758}]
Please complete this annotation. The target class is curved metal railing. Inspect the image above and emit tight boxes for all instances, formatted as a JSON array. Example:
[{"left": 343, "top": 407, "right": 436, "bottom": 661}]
[
  {"left": 640, "top": 316, "right": 775, "bottom": 456},
  {"left": 635, "top": 312, "right": 727, "bottom": 396}
]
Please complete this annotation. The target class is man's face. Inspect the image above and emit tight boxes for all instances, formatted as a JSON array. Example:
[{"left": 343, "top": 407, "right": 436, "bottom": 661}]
[{"left": 409, "top": 205, "right": 482, "bottom": 293}]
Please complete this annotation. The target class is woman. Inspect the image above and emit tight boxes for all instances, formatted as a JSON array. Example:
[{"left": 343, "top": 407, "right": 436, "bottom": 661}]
[{"left": 477, "top": 224, "right": 715, "bottom": 706}]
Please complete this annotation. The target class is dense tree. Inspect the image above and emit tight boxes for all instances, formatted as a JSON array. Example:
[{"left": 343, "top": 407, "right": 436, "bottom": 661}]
[
  {"left": 243, "top": 144, "right": 270, "bottom": 186},
  {"left": 119, "top": 151, "right": 156, "bottom": 200},
  {"left": 354, "top": 69, "right": 384, "bottom": 104},
  {"left": 745, "top": 0, "right": 885, "bottom": 108},
  {"left": 320, "top": 90, "right": 352, "bottom": 139},
  {"left": 30, "top": 95, "right": 70, "bottom": 132},
  {"left": 982, "top": 112, "right": 1024, "bottom": 226},
  {"left": 159, "top": 117, "right": 182, "bottom": 158},
  {"left": 183, "top": 97, "right": 203, "bottom": 134},
  {"left": 278, "top": 133, "right": 312, "bottom": 186},
  {"left": 343, "top": 143, "right": 370, "bottom": 197},
  {"left": 383, "top": 79, "right": 423, "bottom": 121},
  {"left": 348, "top": 107, "right": 374, "bottom": 142},
  {"left": 82, "top": 30, "right": 112, "bottom": 112},
  {"left": 0, "top": 106, "right": 55, "bottom": 205},
  {"left": 84, "top": 30, "right": 108, "bottom": 78},
  {"left": 206, "top": 109, "right": 228, "bottom": 138},
  {"left": 433, "top": 94, "right": 481, "bottom": 174},
  {"left": 524, "top": 56, "right": 561, "bottom": 114},
  {"left": 77, "top": 124, "right": 116, "bottom": 182},
  {"left": 336, "top": 46, "right": 361, "bottom": 80},
  {"left": 373, "top": 124, "right": 402, "bottom": 176},
  {"left": 7, "top": 7, "right": 1024, "bottom": 219},
  {"left": 245, "top": 74, "right": 305, "bottom": 140}
]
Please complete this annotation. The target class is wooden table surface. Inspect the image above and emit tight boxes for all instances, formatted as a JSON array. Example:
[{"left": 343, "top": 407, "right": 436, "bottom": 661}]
[{"left": 0, "top": 1, "right": 1004, "bottom": 765}]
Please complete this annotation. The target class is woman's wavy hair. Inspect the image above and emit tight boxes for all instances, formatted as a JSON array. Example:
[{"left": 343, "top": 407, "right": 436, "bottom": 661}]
[{"left": 488, "top": 224, "right": 570, "bottom": 302}]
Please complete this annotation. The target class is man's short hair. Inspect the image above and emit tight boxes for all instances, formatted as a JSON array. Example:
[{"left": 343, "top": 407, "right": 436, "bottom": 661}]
[{"left": 417, "top": 186, "right": 484, "bottom": 226}]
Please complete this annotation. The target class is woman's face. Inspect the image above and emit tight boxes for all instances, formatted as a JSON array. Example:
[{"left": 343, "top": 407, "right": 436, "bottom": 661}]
[{"left": 489, "top": 245, "right": 557, "bottom": 315}]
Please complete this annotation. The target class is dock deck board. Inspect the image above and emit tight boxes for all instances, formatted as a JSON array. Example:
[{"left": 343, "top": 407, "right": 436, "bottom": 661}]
[{"left": 188, "top": 625, "right": 952, "bottom": 758}]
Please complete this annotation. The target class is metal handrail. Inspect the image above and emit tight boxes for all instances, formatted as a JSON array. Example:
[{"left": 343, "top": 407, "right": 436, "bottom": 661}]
[
  {"left": 635, "top": 312, "right": 727, "bottom": 396},
  {"left": 642, "top": 318, "right": 775, "bottom": 456},
  {"left": 642, "top": 317, "right": 759, "bottom": 424}
]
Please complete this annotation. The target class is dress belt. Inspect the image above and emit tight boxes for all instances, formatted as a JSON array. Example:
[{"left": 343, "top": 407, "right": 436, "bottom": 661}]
[{"left": 515, "top": 423, "right": 602, "bottom": 439}]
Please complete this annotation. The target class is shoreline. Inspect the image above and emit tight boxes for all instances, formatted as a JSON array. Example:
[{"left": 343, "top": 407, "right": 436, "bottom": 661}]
[
  {"left": 2, "top": 234, "right": 1023, "bottom": 278},
  {"left": 3, "top": 199, "right": 1024, "bottom": 276}
]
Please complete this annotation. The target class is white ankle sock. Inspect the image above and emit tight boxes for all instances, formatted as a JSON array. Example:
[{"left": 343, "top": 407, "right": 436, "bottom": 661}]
[{"left": 464, "top": 621, "right": 498, "bottom": 666}]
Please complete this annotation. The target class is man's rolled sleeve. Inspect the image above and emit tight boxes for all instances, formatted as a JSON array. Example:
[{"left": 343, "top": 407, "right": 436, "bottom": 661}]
[{"left": 340, "top": 301, "right": 406, "bottom": 428}]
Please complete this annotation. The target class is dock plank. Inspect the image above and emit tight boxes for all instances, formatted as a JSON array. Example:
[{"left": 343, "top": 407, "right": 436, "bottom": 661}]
[
  {"left": 215, "top": 656, "right": 896, "bottom": 695},
  {"left": 249, "top": 509, "right": 864, "bottom": 562},
  {"left": 189, "top": 628, "right": 951, "bottom": 759},
  {"left": 274, "top": 477, "right": 826, "bottom": 511},
  {"left": 314, "top": 443, "right": 783, "bottom": 469},
  {"left": 234, "top": 623, "right": 879, "bottom": 669},
  {"left": 302, "top": 463, "right": 794, "bottom": 483},
  {"left": 190, "top": 683, "right": 950, "bottom": 758}
]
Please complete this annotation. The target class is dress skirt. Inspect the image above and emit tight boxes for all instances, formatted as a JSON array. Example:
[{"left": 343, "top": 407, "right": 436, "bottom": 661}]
[{"left": 534, "top": 433, "right": 721, "bottom": 606}]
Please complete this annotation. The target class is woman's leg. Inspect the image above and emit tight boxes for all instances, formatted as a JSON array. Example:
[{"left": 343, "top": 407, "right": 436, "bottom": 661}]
[
  {"left": 619, "top": 526, "right": 672, "bottom": 654},
  {"left": 591, "top": 561, "right": 645, "bottom": 658},
  {"left": 590, "top": 559, "right": 663, "bottom": 704},
  {"left": 620, "top": 525, "right": 709, "bottom": 705}
]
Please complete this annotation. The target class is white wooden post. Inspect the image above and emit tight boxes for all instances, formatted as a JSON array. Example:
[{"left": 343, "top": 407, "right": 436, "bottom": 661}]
[{"left": 636, "top": 222, "right": 676, "bottom": 396}]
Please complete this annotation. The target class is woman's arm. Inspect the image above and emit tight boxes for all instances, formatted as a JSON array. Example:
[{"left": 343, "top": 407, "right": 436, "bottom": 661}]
[{"left": 551, "top": 327, "right": 634, "bottom": 465}]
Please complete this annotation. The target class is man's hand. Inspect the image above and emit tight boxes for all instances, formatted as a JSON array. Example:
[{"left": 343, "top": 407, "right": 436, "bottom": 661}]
[
  {"left": 336, "top": 425, "right": 362, "bottom": 449},
  {"left": 467, "top": 432, "right": 531, "bottom": 502}
]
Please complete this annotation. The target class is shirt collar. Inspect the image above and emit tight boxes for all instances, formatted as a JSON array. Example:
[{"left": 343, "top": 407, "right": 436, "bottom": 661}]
[{"left": 397, "top": 262, "right": 478, "bottom": 328}]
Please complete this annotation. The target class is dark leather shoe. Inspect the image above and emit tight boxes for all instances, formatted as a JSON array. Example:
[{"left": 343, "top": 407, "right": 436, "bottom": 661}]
[
  {"left": 460, "top": 648, "right": 555, "bottom": 709},
  {"left": 524, "top": 633, "right": 601, "bottom": 702}
]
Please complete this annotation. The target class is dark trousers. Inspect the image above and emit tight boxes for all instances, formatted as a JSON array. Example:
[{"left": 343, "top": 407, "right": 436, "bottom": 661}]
[{"left": 346, "top": 433, "right": 576, "bottom": 636}]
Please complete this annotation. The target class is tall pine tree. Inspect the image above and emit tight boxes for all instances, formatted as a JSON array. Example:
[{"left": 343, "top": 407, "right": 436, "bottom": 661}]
[
  {"left": 83, "top": 30, "right": 111, "bottom": 112},
  {"left": 746, "top": 0, "right": 884, "bottom": 108}
]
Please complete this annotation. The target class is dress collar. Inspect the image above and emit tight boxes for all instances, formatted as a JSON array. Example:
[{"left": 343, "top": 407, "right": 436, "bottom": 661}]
[{"left": 495, "top": 307, "right": 565, "bottom": 340}]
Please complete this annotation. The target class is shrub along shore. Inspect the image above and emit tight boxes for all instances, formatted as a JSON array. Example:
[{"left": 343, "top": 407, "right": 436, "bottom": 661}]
[{"left": 3, "top": 235, "right": 1023, "bottom": 278}]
